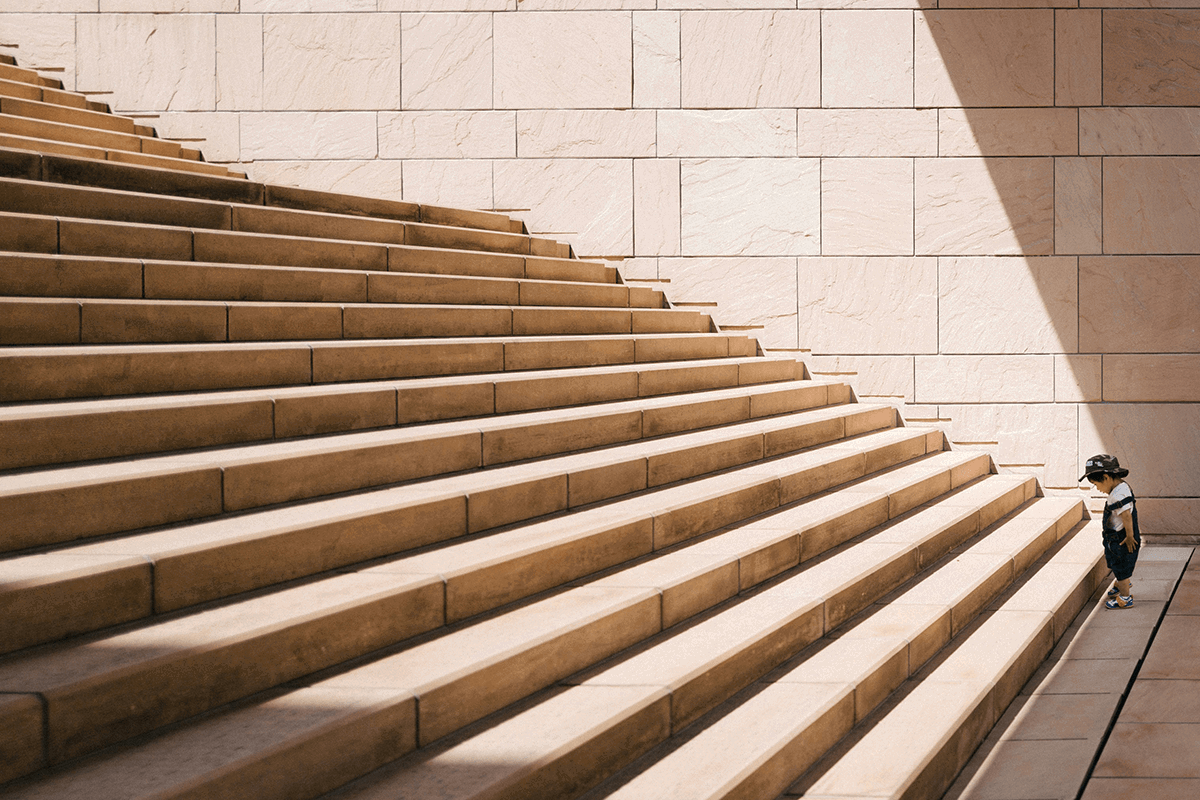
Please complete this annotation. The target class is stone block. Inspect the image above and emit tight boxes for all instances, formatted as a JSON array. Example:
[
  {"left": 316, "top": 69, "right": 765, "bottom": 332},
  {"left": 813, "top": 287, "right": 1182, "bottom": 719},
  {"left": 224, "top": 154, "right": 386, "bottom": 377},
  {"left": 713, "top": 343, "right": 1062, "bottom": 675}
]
[
  {"left": 1104, "top": 11, "right": 1200, "bottom": 106},
  {"left": 494, "top": 12, "right": 631, "bottom": 109},
  {"left": 249, "top": 160, "right": 402, "bottom": 202},
  {"left": 915, "top": 356, "right": 1055, "bottom": 404},
  {"left": 1138, "top": 498, "right": 1200, "bottom": 536},
  {"left": 152, "top": 112, "right": 240, "bottom": 163},
  {"left": 1102, "top": 355, "right": 1200, "bottom": 402},
  {"left": 659, "top": 257, "right": 797, "bottom": 349},
  {"left": 246, "top": 0, "right": 376, "bottom": 9},
  {"left": 216, "top": 13, "right": 262, "bottom": 111},
  {"left": 1056, "top": 354, "right": 1102, "bottom": 402},
  {"left": 378, "top": 111, "right": 515, "bottom": 159},
  {"left": 402, "top": 13, "right": 490, "bottom": 110},
  {"left": 821, "top": 158, "right": 913, "bottom": 256},
  {"left": 0, "top": 14, "right": 76, "bottom": 88},
  {"left": 1056, "top": 157, "right": 1102, "bottom": 255},
  {"left": 402, "top": 160, "right": 493, "bottom": 211},
  {"left": 1104, "top": 158, "right": 1200, "bottom": 254},
  {"left": 939, "top": 109, "right": 1077, "bottom": 157},
  {"left": 806, "top": 355, "right": 915, "bottom": 401},
  {"left": 381, "top": 0, "right": 511, "bottom": 10},
  {"left": 680, "top": 158, "right": 819, "bottom": 256},
  {"left": 1057, "top": 10, "right": 1101, "bottom": 106},
  {"left": 241, "top": 112, "right": 378, "bottom": 160},
  {"left": 0, "top": 1, "right": 93, "bottom": 12},
  {"left": 939, "top": 403, "right": 1078, "bottom": 488},
  {"left": 915, "top": 157, "right": 1054, "bottom": 256},
  {"left": 262, "top": 14, "right": 399, "bottom": 110},
  {"left": 1080, "top": 256, "right": 1200, "bottom": 354},
  {"left": 658, "top": 110, "right": 795, "bottom": 157},
  {"left": 1082, "top": 108, "right": 1200, "bottom": 156},
  {"left": 633, "top": 11, "right": 680, "bottom": 108},
  {"left": 634, "top": 159, "right": 680, "bottom": 257},
  {"left": 938, "top": 256, "right": 1078, "bottom": 354},
  {"left": 822, "top": 11, "right": 912, "bottom": 108},
  {"left": 680, "top": 11, "right": 819, "bottom": 108},
  {"left": 77, "top": 14, "right": 216, "bottom": 111},
  {"left": 797, "top": 109, "right": 937, "bottom": 157},
  {"left": 915, "top": 10, "right": 1054, "bottom": 107},
  {"left": 518, "top": 110, "right": 655, "bottom": 158},
  {"left": 796, "top": 257, "right": 936, "bottom": 354},
  {"left": 494, "top": 158, "right": 632, "bottom": 256}
]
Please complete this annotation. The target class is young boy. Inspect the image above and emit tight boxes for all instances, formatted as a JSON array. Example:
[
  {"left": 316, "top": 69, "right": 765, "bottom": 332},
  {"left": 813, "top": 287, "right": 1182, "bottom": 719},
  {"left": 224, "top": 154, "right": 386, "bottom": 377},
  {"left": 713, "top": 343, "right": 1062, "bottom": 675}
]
[{"left": 1080, "top": 454, "right": 1140, "bottom": 609}]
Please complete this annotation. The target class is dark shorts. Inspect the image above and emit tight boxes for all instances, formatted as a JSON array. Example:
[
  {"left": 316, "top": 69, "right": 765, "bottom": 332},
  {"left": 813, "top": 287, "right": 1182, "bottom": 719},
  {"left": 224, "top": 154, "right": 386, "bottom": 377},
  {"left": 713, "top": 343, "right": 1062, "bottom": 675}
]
[{"left": 1103, "top": 535, "right": 1140, "bottom": 581}]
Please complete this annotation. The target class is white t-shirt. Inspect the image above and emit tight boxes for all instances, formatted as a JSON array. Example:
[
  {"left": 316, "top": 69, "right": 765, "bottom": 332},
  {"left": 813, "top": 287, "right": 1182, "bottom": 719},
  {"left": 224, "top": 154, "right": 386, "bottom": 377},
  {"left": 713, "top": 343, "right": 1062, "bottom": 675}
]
[{"left": 1106, "top": 482, "right": 1134, "bottom": 531}]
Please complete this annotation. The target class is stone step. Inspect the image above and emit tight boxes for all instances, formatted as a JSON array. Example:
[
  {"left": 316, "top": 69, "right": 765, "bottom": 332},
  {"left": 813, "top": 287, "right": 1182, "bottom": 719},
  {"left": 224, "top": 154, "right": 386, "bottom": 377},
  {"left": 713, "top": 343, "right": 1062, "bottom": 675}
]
[
  {"left": 0, "top": 333, "right": 757, "bottom": 402},
  {"left": 0, "top": 134, "right": 235, "bottom": 176},
  {"left": 330, "top": 487, "right": 1076, "bottom": 800},
  {"left": 0, "top": 252, "right": 659, "bottom": 307},
  {"left": 0, "top": 446, "right": 978, "bottom": 793},
  {"left": 0, "top": 382, "right": 869, "bottom": 557},
  {"left": 0, "top": 454, "right": 1000, "bottom": 799},
  {"left": 0, "top": 62, "right": 60, "bottom": 89},
  {"left": 0, "top": 210, "right": 586, "bottom": 276},
  {"left": 0, "top": 95, "right": 135, "bottom": 135},
  {"left": 0, "top": 112, "right": 183, "bottom": 159},
  {"left": 0, "top": 356, "right": 792, "bottom": 469},
  {"left": 0, "top": 77, "right": 108, "bottom": 111},
  {"left": 0, "top": 298, "right": 709, "bottom": 345},
  {"left": 800, "top": 520, "right": 1106, "bottom": 800}
]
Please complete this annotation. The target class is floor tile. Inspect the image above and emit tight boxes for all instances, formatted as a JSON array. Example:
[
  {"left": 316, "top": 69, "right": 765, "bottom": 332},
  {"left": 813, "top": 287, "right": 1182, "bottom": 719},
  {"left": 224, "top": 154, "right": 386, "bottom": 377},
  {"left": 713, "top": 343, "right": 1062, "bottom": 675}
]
[
  {"left": 958, "top": 738, "right": 1096, "bottom": 800},
  {"left": 1093, "top": 722, "right": 1200, "bottom": 778},
  {"left": 1083, "top": 777, "right": 1200, "bottom": 799},
  {"left": 1120, "top": 679, "right": 1200, "bottom": 724},
  {"left": 1002, "top": 692, "right": 1120, "bottom": 742},
  {"left": 1139, "top": 616, "right": 1200, "bottom": 679}
]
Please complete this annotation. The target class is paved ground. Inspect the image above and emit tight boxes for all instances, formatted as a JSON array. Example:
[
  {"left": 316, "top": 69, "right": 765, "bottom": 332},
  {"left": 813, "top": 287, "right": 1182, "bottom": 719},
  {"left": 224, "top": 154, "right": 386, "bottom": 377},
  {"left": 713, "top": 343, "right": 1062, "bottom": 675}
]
[{"left": 946, "top": 545, "right": 1197, "bottom": 800}]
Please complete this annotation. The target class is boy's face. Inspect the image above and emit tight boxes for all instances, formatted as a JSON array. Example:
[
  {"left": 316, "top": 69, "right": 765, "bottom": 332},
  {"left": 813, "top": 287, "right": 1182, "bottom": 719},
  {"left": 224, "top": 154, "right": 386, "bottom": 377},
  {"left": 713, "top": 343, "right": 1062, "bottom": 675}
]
[{"left": 1088, "top": 474, "right": 1114, "bottom": 492}]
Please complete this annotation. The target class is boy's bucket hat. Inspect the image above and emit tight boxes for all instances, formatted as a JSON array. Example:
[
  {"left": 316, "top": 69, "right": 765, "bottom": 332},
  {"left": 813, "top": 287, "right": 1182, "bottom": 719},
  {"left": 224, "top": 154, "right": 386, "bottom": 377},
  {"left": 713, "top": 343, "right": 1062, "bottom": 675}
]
[{"left": 1080, "top": 453, "right": 1129, "bottom": 481}]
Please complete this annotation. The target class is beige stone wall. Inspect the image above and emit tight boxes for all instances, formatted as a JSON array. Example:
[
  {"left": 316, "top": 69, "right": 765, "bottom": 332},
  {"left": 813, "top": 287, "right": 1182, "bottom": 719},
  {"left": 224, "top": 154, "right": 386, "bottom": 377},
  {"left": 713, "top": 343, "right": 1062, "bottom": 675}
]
[{"left": 2, "top": 4, "right": 1198, "bottom": 532}]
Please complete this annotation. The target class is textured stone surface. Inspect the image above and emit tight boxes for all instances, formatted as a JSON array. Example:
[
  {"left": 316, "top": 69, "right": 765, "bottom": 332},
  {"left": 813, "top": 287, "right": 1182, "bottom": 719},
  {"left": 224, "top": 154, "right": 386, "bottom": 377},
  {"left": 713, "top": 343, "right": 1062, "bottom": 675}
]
[
  {"left": 249, "top": 160, "right": 403, "bottom": 202},
  {"left": 915, "top": 356, "right": 1055, "bottom": 404},
  {"left": 216, "top": 14, "right": 262, "bottom": 111},
  {"left": 797, "top": 109, "right": 937, "bottom": 157},
  {"left": 1056, "top": 354, "right": 1102, "bottom": 403},
  {"left": 1080, "top": 257, "right": 1200, "bottom": 354},
  {"left": 77, "top": 14, "right": 215, "bottom": 110},
  {"left": 494, "top": 12, "right": 631, "bottom": 109},
  {"left": 518, "top": 110, "right": 655, "bottom": 158},
  {"left": 822, "top": 11, "right": 912, "bottom": 108},
  {"left": 0, "top": 14, "right": 75, "bottom": 88},
  {"left": 246, "top": 0, "right": 376, "bottom": 10},
  {"left": 680, "top": 159, "right": 818, "bottom": 256},
  {"left": 379, "top": 112, "right": 515, "bottom": 159},
  {"left": 940, "top": 403, "right": 1077, "bottom": 487},
  {"left": 1056, "top": 157, "right": 1103, "bottom": 255},
  {"left": 915, "top": 158, "right": 1054, "bottom": 256},
  {"left": 939, "top": 257, "right": 1078, "bottom": 354},
  {"left": 821, "top": 158, "right": 913, "bottom": 256},
  {"left": 797, "top": 257, "right": 936, "bottom": 354},
  {"left": 807, "top": 355, "right": 915, "bottom": 401},
  {"left": 152, "top": 112, "right": 240, "bottom": 162},
  {"left": 494, "top": 159, "right": 631, "bottom": 256},
  {"left": 634, "top": 159, "right": 680, "bottom": 257},
  {"left": 1104, "top": 158, "right": 1200, "bottom": 254},
  {"left": 680, "top": 11, "right": 819, "bottom": 108},
  {"left": 402, "top": 160, "right": 493, "bottom": 210},
  {"left": 658, "top": 110, "right": 795, "bottom": 157},
  {"left": 1056, "top": 9, "right": 1101, "bottom": 106},
  {"left": 1080, "top": 404, "right": 1200, "bottom": 498},
  {"left": 402, "top": 13, "right": 490, "bottom": 110},
  {"left": 241, "top": 113, "right": 377, "bottom": 160},
  {"left": 633, "top": 11, "right": 679, "bottom": 108},
  {"left": 659, "top": 257, "right": 796, "bottom": 349},
  {"left": 1104, "top": 11, "right": 1200, "bottom": 106},
  {"left": 381, "top": 0, "right": 511, "bottom": 10},
  {"left": 1082, "top": 109, "right": 1200, "bottom": 156},
  {"left": 1102, "top": 356, "right": 1200, "bottom": 403},
  {"left": 939, "top": 109, "right": 1077, "bottom": 156},
  {"left": 915, "top": 10, "right": 1054, "bottom": 107},
  {"left": 262, "top": 14, "right": 399, "bottom": 111}
]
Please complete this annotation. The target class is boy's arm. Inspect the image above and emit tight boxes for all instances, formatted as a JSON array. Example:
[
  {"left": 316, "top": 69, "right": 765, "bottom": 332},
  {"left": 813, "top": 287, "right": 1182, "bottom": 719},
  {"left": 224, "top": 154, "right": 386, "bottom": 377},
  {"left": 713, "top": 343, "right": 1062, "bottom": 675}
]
[{"left": 1119, "top": 509, "right": 1138, "bottom": 551}]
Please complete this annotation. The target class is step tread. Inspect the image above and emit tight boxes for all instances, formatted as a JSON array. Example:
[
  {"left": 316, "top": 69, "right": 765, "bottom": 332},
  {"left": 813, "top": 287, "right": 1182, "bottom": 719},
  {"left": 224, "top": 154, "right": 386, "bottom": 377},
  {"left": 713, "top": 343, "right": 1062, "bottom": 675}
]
[{"left": 0, "top": 95, "right": 136, "bottom": 134}]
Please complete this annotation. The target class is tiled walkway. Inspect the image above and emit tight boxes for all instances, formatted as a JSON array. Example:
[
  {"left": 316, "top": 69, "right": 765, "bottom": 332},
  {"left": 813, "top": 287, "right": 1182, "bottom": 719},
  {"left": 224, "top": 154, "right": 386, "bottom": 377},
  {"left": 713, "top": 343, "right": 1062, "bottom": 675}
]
[{"left": 946, "top": 545, "right": 1196, "bottom": 800}]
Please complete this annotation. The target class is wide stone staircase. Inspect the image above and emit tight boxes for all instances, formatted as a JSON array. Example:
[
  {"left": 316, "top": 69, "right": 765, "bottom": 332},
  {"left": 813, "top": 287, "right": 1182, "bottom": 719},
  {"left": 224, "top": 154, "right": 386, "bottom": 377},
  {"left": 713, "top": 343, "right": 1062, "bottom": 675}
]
[{"left": 0, "top": 55, "right": 1109, "bottom": 800}]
